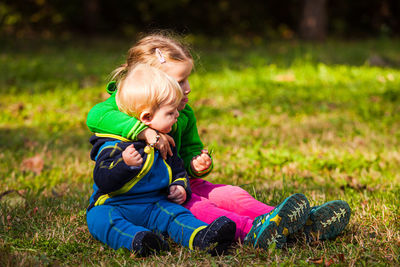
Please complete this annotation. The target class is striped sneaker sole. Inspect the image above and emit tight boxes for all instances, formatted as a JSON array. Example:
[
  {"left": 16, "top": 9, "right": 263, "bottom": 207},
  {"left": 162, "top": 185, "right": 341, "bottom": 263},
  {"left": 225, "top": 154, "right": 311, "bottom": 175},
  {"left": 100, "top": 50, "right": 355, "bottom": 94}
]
[
  {"left": 305, "top": 200, "right": 351, "bottom": 241},
  {"left": 255, "top": 193, "right": 311, "bottom": 249}
]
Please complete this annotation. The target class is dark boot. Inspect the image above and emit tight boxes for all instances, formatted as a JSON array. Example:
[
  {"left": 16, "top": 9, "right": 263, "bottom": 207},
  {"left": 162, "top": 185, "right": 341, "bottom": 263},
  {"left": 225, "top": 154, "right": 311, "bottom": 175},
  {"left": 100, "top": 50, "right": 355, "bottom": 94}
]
[
  {"left": 131, "top": 231, "right": 169, "bottom": 256},
  {"left": 193, "top": 216, "right": 236, "bottom": 255}
]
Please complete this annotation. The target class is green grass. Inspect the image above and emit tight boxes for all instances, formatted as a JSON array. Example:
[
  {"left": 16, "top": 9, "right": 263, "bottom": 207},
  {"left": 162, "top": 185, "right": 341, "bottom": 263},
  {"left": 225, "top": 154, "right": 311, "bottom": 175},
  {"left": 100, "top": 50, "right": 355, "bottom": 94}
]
[{"left": 1, "top": 36, "right": 400, "bottom": 266}]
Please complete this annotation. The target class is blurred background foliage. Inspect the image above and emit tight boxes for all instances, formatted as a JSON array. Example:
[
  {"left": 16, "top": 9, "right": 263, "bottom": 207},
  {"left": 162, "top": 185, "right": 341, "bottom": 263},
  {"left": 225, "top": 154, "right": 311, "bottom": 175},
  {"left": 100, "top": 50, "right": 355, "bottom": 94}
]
[{"left": 0, "top": 0, "right": 399, "bottom": 40}]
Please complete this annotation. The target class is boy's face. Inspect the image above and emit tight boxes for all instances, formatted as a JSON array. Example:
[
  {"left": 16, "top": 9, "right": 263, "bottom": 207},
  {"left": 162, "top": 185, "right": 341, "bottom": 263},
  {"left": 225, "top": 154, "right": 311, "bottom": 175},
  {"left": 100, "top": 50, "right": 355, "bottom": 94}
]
[
  {"left": 160, "top": 60, "right": 192, "bottom": 111},
  {"left": 146, "top": 104, "right": 180, "bottom": 134}
]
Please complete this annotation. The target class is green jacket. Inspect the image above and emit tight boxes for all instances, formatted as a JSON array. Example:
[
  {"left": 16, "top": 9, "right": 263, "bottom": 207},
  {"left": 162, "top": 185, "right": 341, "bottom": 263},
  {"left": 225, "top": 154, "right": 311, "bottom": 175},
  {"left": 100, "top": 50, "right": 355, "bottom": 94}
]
[{"left": 86, "top": 83, "right": 213, "bottom": 178}]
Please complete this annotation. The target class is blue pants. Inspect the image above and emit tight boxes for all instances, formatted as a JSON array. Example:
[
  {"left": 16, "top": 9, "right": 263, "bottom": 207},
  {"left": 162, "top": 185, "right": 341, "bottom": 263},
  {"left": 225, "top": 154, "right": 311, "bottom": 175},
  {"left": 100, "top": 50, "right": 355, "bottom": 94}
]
[{"left": 86, "top": 199, "right": 208, "bottom": 251}]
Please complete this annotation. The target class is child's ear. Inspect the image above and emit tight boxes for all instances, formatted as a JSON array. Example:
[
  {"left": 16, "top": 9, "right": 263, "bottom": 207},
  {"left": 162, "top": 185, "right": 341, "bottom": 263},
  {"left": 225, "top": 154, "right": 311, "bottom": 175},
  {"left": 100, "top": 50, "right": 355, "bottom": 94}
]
[{"left": 139, "top": 111, "right": 152, "bottom": 125}]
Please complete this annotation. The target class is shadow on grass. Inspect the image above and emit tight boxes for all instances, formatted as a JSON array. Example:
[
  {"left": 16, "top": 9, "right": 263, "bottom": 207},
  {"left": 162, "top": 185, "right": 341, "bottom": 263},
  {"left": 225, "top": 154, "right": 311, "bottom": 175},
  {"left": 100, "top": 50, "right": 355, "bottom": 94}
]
[
  {"left": 0, "top": 125, "right": 92, "bottom": 153},
  {"left": 1, "top": 37, "right": 400, "bottom": 95},
  {"left": 194, "top": 39, "right": 400, "bottom": 72}
]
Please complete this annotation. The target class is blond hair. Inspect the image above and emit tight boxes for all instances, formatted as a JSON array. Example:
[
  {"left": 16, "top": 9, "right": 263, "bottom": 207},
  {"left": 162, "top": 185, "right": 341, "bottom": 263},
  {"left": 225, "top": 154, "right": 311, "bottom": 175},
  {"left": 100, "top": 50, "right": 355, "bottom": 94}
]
[
  {"left": 116, "top": 64, "right": 183, "bottom": 118},
  {"left": 112, "top": 32, "right": 193, "bottom": 83}
]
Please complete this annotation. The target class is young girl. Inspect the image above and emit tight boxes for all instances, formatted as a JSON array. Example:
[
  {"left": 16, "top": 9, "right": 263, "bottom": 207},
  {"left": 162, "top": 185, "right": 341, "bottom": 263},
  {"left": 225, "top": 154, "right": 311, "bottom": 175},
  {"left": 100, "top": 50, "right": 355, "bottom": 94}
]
[{"left": 86, "top": 32, "right": 351, "bottom": 248}]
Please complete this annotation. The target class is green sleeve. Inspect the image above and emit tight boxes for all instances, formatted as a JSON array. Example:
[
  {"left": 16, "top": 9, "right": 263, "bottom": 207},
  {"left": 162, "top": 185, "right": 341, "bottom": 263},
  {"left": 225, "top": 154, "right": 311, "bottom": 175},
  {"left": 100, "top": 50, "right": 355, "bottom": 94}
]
[
  {"left": 86, "top": 93, "right": 148, "bottom": 140},
  {"left": 179, "top": 105, "right": 213, "bottom": 178}
]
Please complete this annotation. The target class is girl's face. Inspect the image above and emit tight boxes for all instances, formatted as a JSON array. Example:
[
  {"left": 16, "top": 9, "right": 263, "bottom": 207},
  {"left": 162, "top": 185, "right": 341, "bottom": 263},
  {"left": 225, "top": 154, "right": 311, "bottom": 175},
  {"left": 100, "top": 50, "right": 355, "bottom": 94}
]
[{"left": 160, "top": 60, "right": 192, "bottom": 111}]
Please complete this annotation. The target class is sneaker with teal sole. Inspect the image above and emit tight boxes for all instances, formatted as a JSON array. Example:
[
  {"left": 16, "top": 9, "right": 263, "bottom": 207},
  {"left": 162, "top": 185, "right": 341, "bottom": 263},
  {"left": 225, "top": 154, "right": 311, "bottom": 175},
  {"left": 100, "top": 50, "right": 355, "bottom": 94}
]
[
  {"left": 304, "top": 200, "right": 351, "bottom": 242},
  {"left": 244, "top": 193, "right": 311, "bottom": 249}
]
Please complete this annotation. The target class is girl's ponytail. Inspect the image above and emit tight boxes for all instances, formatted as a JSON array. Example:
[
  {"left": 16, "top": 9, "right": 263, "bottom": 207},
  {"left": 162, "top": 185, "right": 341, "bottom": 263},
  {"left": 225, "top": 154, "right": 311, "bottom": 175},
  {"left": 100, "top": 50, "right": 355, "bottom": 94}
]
[{"left": 110, "top": 63, "right": 129, "bottom": 82}]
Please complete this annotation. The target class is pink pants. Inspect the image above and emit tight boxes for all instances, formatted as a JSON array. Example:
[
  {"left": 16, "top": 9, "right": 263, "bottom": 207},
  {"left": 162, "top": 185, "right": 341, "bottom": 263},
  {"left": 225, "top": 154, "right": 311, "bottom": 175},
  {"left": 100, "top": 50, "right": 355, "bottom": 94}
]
[{"left": 182, "top": 178, "right": 275, "bottom": 241}]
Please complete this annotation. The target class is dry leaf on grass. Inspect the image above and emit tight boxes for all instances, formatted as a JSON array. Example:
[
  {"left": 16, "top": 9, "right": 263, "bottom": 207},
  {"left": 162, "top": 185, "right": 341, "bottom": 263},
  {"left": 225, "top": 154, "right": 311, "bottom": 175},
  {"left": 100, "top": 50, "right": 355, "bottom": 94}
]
[
  {"left": 307, "top": 257, "right": 323, "bottom": 264},
  {"left": 9, "top": 102, "right": 25, "bottom": 113},
  {"left": 32, "top": 207, "right": 39, "bottom": 216},
  {"left": 274, "top": 73, "right": 296, "bottom": 82},
  {"left": 21, "top": 154, "right": 44, "bottom": 175},
  {"left": 325, "top": 254, "right": 345, "bottom": 266},
  {"left": 325, "top": 258, "right": 334, "bottom": 266},
  {"left": 307, "top": 254, "right": 345, "bottom": 266}
]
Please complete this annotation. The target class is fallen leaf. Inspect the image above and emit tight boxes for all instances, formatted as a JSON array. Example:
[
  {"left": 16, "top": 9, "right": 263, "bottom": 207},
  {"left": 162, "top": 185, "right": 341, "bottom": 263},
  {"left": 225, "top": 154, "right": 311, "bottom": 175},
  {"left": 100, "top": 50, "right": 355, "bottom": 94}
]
[
  {"left": 274, "top": 73, "right": 296, "bottom": 82},
  {"left": 33, "top": 207, "right": 39, "bottom": 216},
  {"left": 9, "top": 102, "right": 25, "bottom": 113},
  {"left": 325, "top": 258, "right": 334, "bottom": 266},
  {"left": 70, "top": 215, "right": 77, "bottom": 222},
  {"left": 21, "top": 154, "right": 44, "bottom": 175},
  {"left": 32, "top": 232, "right": 39, "bottom": 244},
  {"left": 307, "top": 257, "right": 324, "bottom": 264},
  {"left": 76, "top": 226, "right": 87, "bottom": 233},
  {"left": 17, "top": 190, "right": 26, "bottom": 195},
  {"left": 325, "top": 253, "right": 346, "bottom": 266}
]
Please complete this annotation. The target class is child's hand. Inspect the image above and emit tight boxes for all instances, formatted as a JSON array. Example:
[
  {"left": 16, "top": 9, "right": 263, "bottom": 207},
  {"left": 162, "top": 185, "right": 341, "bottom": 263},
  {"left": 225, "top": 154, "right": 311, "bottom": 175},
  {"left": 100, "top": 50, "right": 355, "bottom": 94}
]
[
  {"left": 122, "top": 144, "right": 143, "bottom": 167},
  {"left": 168, "top": 185, "right": 186, "bottom": 204},
  {"left": 190, "top": 150, "right": 212, "bottom": 173},
  {"left": 156, "top": 133, "right": 175, "bottom": 160},
  {"left": 138, "top": 128, "right": 175, "bottom": 160}
]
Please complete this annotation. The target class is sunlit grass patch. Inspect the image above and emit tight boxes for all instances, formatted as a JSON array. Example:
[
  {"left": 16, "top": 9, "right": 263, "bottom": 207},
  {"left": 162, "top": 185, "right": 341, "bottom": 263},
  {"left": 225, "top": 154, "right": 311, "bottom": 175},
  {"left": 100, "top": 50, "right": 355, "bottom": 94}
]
[{"left": 1, "top": 37, "right": 400, "bottom": 265}]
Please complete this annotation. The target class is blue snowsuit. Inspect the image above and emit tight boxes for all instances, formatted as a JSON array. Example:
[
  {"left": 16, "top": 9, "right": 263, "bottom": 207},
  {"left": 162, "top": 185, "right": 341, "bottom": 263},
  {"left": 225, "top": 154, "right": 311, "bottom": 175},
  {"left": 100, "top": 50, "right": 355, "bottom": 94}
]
[{"left": 86, "top": 134, "right": 208, "bottom": 251}]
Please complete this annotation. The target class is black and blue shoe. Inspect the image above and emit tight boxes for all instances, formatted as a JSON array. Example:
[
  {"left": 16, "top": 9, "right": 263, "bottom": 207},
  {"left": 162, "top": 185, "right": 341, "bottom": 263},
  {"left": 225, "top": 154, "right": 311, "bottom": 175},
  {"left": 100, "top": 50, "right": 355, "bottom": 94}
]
[
  {"left": 131, "top": 231, "right": 169, "bottom": 256},
  {"left": 193, "top": 216, "right": 236, "bottom": 255},
  {"left": 244, "top": 193, "right": 310, "bottom": 249},
  {"left": 304, "top": 200, "right": 351, "bottom": 242}
]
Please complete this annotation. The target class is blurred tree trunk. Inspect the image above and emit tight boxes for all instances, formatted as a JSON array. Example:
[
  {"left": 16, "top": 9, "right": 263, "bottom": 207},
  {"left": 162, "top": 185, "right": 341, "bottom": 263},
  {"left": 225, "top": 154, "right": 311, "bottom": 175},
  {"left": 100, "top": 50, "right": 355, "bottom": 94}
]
[
  {"left": 300, "top": 0, "right": 327, "bottom": 41},
  {"left": 84, "top": 0, "right": 100, "bottom": 35}
]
